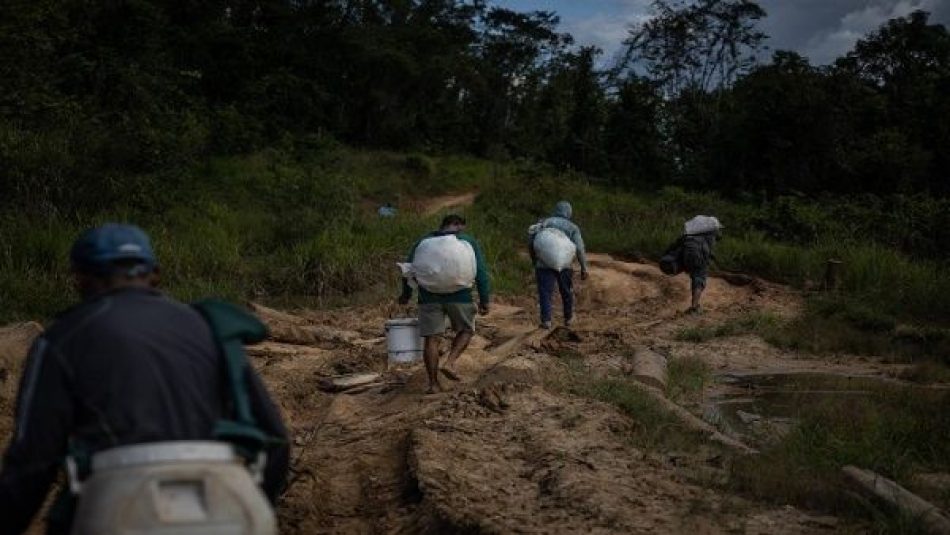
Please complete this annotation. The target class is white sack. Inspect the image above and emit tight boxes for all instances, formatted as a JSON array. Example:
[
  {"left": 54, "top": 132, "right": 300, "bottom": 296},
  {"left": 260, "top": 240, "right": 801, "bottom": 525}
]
[
  {"left": 533, "top": 227, "right": 576, "bottom": 270},
  {"left": 398, "top": 235, "right": 476, "bottom": 294},
  {"left": 684, "top": 215, "right": 722, "bottom": 236}
]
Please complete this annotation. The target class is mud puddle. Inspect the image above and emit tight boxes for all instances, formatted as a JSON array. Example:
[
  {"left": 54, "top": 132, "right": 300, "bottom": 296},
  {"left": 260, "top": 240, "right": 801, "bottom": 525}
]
[{"left": 704, "top": 372, "right": 893, "bottom": 445}]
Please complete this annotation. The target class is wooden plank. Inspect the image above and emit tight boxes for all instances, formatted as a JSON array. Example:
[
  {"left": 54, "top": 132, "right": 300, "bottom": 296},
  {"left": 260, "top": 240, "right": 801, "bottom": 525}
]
[{"left": 317, "top": 372, "right": 382, "bottom": 393}]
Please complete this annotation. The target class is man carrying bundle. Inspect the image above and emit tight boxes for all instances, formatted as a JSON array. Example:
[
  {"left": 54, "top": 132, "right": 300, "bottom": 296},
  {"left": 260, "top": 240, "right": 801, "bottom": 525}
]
[
  {"left": 529, "top": 201, "right": 589, "bottom": 329},
  {"left": 660, "top": 215, "right": 723, "bottom": 315},
  {"left": 399, "top": 215, "right": 491, "bottom": 393}
]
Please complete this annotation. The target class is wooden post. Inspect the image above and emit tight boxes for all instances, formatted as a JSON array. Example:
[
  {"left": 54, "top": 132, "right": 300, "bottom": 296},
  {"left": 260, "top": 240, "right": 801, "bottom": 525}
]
[{"left": 824, "top": 259, "right": 843, "bottom": 291}]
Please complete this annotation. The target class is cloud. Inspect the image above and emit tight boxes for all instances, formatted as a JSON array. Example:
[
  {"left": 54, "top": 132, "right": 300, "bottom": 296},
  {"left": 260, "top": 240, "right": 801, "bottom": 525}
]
[
  {"left": 803, "top": 0, "right": 941, "bottom": 64},
  {"left": 495, "top": 0, "right": 950, "bottom": 66},
  {"left": 562, "top": 0, "right": 653, "bottom": 57}
]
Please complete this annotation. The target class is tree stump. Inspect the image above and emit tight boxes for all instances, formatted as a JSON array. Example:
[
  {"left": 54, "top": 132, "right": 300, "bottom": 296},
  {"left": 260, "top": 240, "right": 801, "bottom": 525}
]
[
  {"left": 630, "top": 347, "right": 668, "bottom": 390},
  {"left": 824, "top": 259, "right": 843, "bottom": 290}
]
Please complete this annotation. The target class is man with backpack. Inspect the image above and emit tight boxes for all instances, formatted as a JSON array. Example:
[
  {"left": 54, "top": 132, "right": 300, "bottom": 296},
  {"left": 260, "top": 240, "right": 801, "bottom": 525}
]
[
  {"left": 399, "top": 214, "right": 491, "bottom": 393},
  {"left": 661, "top": 216, "right": 722, "bottom": 315},
  {"left": 0, "top": 224, "right": 289, "bottom": 535},
  {"left": 529, "top": 201, "right": 589, "bottom": 329}
]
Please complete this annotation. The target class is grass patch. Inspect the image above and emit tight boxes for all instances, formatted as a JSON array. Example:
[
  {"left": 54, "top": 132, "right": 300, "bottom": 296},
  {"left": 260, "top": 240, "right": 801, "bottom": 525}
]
[
  {"left": 731, "top": 385, "right": 950, "bottom": 521},
  {"left": 767, "top": 298, "right": 950, "bottom": 362},
  {"left": 572, "top": 378, "right": 707, "bottom": 451},
  {"left": 665, "top": 356, "right": 711, "bottom": 402},
  {"left": 674, "top": 312, "right": 783, "bottom": 343},
  {"left": 545, "top": 349, "right": 712, "bottom": 452},
  {"left": 897, "top": 361, "right": 950, "bottom": 384},
  {"left": 3, "top": 143, "right": 950, "bottom": 340},
  {"left": 673, "top": 300, "right": 950, "bottom": 362}
]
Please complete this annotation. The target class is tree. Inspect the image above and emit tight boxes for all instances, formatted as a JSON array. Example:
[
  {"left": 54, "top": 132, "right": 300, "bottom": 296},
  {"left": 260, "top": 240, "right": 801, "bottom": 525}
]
[
  {"left": 561, "top": 47, "right": 608, "bottom": 175},
  {"left": 603, "top": 77, "right": 669, "bottom": 185},
  {"left": 836, "top": 10, "right": 950, "bottom": 194},
  {"left": 618, "top": 0, "right": 766, "bottom": 96}
]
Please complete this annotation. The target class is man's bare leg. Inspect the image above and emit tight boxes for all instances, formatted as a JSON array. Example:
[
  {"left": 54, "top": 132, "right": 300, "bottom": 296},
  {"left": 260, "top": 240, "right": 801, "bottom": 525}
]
[
  {"left": 441, "top": 330, "right": 473, "bottom": 380},
  {"left": 423, "top": 336, "right": 443, "bottom": 393},
  {"left": 689, "top": 287, "right": 703, "bottom": 314}
]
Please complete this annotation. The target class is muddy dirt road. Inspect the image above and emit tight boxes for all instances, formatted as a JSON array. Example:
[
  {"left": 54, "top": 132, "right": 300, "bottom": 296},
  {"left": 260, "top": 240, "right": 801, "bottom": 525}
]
[{"left": 0, "top": 255, "right": 904, "bottom": 533}]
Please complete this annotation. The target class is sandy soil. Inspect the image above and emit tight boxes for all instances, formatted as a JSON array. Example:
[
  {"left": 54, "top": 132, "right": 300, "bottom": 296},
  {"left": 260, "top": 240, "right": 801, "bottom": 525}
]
[
  {"left": 1, "top": 254, "right": 909, "bottom": 534},
  {"left": 420, "top": 192, "right": 478, "bottom": 216}
]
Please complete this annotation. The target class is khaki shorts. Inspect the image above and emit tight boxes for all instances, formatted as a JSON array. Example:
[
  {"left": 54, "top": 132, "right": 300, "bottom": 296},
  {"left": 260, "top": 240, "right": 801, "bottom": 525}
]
[{"left": 418, "top": 303, "right": 476, "bottom": 337}]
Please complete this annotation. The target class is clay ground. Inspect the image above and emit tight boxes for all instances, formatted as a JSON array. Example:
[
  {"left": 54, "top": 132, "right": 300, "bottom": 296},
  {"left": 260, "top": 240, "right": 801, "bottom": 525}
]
[{"left": 0, "top": 254, "right": 909, "bottom": 534}]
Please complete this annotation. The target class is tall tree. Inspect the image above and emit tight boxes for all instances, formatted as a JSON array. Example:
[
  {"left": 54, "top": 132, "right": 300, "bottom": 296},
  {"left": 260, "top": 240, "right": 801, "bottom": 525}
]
[
  {"left": 836, "top": 10, "right": 950, "bottom": 194},
  {"left": 618, "top": 0, "right": 766, "bottom": 96}
]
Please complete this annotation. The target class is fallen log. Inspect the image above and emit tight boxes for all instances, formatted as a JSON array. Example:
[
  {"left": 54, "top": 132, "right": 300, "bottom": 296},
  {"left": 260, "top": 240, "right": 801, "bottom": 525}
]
[
  {"left": 248, "top": 302, "right": 309, "bottom": 325},
  {"left": 629, "top": 381, "right": 758, "bottom": 455},
  {"left": 842, "top": 465, "right": 950, "bottom": 535},
  {"left": 317, "top": 372, "right": 382, "bottom": 393},
  {"left": 249, "top": 302, "right": 361, "bottom": 345},
  {"left": 630, "top": 347, "right": 668, "bottom": 390}
]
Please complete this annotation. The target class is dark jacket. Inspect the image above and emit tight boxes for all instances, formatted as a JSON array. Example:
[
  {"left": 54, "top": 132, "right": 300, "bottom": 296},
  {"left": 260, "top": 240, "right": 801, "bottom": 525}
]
[
  {"left": 400, "top": 230, "right": 491, "bottom": 305},
  {"left": 0, "top": 287, "right": 289, "bottom": 534},
  {"left": 682, "top": 232, "right": 717, "bottom": 269}
]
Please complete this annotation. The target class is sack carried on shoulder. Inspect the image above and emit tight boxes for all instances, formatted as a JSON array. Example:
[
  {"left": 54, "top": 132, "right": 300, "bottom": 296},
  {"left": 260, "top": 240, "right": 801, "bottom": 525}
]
[
  {"left": 533, "top": 227, "right": 576, "bottom": 270},
  {"left": 684, "top": 215, "right": 722, "bottom": 236},
  {"left": 399, "top": 235, "right": 476, "bottom": 294}
]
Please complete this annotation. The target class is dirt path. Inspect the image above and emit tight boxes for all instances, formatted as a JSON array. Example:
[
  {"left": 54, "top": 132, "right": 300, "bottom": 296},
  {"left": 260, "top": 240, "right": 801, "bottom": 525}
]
[
  {"left": 1, "top": 254, "right": 906, "bottom": 533},
  {"left": 247, "top": 255, "right": 890, "bottom": 533},
  {"left": 420, "top": 192, "right": 477, "bottom": 216}
]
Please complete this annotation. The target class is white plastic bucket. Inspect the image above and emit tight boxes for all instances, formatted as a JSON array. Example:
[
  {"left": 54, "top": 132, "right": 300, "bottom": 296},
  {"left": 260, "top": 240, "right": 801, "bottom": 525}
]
[
  {"left": 385, "top": 318, "right": 423, "bottom": 363},
  {"left": 71, "top": 442, "right": 275, "bottom": 535}
]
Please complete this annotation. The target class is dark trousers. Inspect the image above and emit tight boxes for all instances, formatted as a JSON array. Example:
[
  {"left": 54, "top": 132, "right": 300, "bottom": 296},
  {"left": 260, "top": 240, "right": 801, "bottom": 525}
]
[{"left": 536, "top": 268, "right": 574, "bottom": 323}]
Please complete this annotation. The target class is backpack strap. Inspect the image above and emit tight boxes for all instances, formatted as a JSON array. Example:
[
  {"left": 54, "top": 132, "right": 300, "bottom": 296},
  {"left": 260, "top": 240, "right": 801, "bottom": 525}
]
[{"left": 193, "top": 299, "right": 280, "bottom": 464}]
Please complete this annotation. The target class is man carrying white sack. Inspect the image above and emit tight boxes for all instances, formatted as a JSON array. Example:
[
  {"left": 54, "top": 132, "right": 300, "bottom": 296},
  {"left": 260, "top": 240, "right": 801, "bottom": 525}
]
[
  {"left": 399, "top": 214, "right": 491, "bottom": 393},
  {"left": 681, "top": 215, "right": 723, "bottom": 315},
  {"left": 528, "top": 201, "right": 589, "bottom": 330}
]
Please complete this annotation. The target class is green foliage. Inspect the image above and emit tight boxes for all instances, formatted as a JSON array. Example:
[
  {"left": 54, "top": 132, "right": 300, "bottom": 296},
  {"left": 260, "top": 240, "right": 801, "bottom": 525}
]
[
  {"left": 732, "top": 385, "right": 950, "bottom": 518},
  {"left": 3, "top": 1, "right": 950, "bottom": 218},
  {"left": 404, "top": 154, "right": 436, "bottom": 178},
  {"left": 675, "top": 313, "right": 782, "bottom": 343},
  {"left": 768, "top": 298, "right": 950, "bottom": 361},
  {"left": 665, "top": 356, "right": 711, "bottom": 402},
  {"left": 3, "top": 146, "right": 950, "bottom": 348}
]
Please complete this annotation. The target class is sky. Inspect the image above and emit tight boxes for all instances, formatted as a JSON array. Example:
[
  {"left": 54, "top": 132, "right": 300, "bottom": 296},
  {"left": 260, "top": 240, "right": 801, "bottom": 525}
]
[{"left": 493, "top": 0, "right": 950, "bottom": 65}]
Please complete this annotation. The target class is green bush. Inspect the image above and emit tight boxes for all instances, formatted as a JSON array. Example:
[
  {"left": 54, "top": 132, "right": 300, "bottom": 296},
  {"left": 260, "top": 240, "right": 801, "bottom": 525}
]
[
  {"left": 3, "top": 146, "right": 950, "bottom": 337},
  {"left": 732, "top": 386, "right": 950, "bottom": 515},
  {"left": 404, "top": 153, "right": 436, "bottom": 177}
]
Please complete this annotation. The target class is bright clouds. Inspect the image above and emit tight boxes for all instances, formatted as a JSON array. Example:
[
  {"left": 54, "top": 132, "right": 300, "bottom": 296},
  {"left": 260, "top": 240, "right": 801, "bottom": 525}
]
[
  {"left": 562, "top": 9, "right": 651, "bottom": 56},
  {"left": 803, "top": 0, "right": 943, "bottom": 63},
  {"left": 493, "top": 0, "right": 950, "bottom": 65}
]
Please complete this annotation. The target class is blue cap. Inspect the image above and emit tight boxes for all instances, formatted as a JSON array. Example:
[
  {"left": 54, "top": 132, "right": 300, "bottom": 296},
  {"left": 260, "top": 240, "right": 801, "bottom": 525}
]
[{"left": 70, "top": 223, "right": 157, "bottom": 274}]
